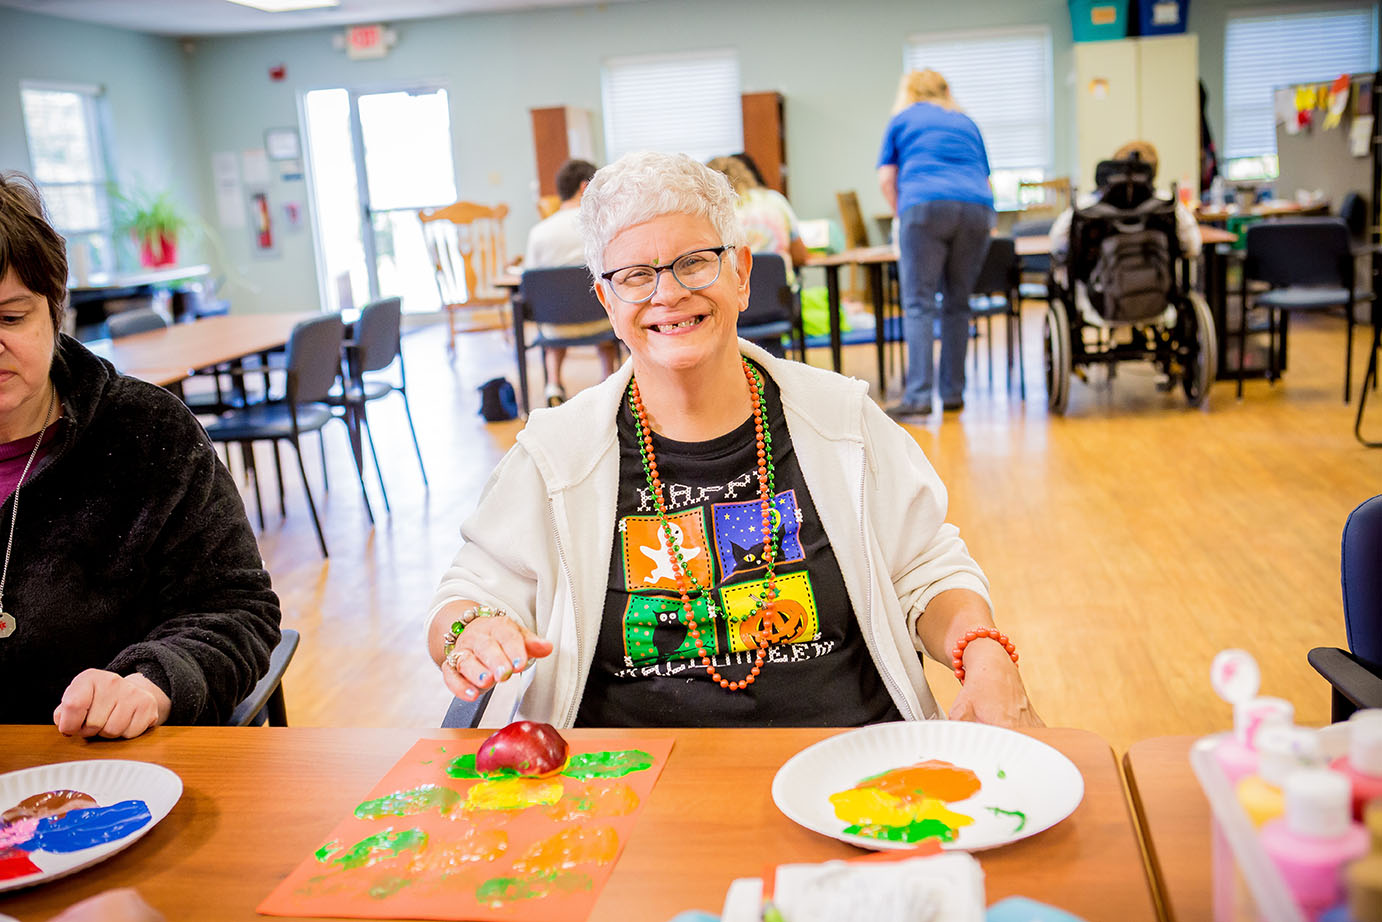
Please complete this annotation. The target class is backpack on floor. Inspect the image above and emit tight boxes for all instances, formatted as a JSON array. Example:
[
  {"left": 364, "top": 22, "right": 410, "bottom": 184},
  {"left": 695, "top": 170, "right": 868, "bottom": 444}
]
[{"left": 477, "top": 377, "right": 518, "bottom": 422}]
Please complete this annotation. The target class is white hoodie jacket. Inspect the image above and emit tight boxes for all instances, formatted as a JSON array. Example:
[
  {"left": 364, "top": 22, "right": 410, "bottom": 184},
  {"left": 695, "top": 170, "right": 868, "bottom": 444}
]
[{"left": 428, "top": 340, "right": 991, "bottom": 727}]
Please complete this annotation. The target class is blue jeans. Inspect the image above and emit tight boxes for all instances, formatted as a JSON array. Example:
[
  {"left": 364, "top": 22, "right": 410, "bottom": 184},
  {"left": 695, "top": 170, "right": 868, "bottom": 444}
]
[{"left": 896, "top": 200, "right": 995, "bottom": 405}]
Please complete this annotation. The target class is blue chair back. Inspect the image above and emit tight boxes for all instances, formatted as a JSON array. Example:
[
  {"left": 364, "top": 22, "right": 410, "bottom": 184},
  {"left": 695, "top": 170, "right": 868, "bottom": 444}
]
[
  {"left": 741, "top": 252, "right": 791, "bottom": 327},
  {"left": 1244, "top": 218, "right": 1352, "bottom": 289},
  {"left": 1344, "top": 495, "right": 1382, "bottom": 669},
  {"left": 285, "top": 314, "right": 346, "bottom": 405},
  {"left": 517, "top": 266, "right": 605, "bottom": 325},
  {"left": 354, "top": 297, "right": 402, "bottom": 373}
]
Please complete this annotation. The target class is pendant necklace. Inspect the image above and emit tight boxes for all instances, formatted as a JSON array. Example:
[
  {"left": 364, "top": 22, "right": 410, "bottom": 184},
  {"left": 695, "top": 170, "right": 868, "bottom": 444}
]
[
  {"left": 628, "top": 358, "right": 781, "bottom": 691},
  {"left": 0, "top": 387, "right": 58, "bottom": 639}
]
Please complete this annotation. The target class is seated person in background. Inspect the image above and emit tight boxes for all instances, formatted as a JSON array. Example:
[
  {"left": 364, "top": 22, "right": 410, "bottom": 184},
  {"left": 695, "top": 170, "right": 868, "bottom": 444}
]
[
  {"left": 427, "top": 151, "right": 1041, "bottom": 730},
  {"left": 523, "top": 158, "right": 620, "bottom": 407},
  {"left": 0, "top": 172, "right": 281, "bottom": 738},
  {"left": 1049, "top": 140, "right": 1201, "bottom": 266},
  {"left": 706, "top": 154, "right": 809, "bottom": 282}
]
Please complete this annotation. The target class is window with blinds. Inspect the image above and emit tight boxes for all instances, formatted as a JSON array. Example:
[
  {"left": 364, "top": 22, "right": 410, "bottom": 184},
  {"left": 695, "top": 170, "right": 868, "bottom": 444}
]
[
  {"left": 20, "top": 83, "right": 116, "bottom": 275},
  {"left": 601, "top": 50, "right": 742, "bottom": 164},
  {"left": 903, "top": 27, "right": 1054, "bottom": 178},
  {"left": 1223, "top": 5, "right": 1378, "bottom": 175}
]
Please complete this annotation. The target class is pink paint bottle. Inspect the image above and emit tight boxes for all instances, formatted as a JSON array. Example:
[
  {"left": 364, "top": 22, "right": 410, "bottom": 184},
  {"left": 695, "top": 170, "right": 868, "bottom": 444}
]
[
  {"left": 1261, "top": 768, "right": 1370, "bottom": 920},
  {"left": 1332, "top": 711, "right": 1382, "bottom": 822},
  {"left": 1211, "top": 648, "right": 1294, "bottom": 785}
]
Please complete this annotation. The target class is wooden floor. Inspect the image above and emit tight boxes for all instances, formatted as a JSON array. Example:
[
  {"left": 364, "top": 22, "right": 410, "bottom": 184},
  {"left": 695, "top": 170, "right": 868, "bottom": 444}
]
[{"left": 241, "top": 306, "right": 1382, "bottom": 754}]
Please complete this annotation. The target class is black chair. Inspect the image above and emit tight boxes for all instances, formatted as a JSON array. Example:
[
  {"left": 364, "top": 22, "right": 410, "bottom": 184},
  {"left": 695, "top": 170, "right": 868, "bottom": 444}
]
[
  {"left": 105, "top": 307, "right": 168, "bottom": 339},
  {"left": 326, "top": 297, "right": 427, "bottom": 512},
  {"left": 203, "top": 314, "right": 373, "bottom": 557},
  {"left": 968, "top": 237, "right": 1026, "bottom": 400},
  {"left": 1237, "top": 218, "right": 1357, "bottom": 401},
  {"left": 1309, "top": 495, "right": 1382, "bottom": 721},
  {"left": 740, "top": 252, "right": 805, "bottom": 362},
  {"left": 510, "top": 266, "right": 621, "bottom": 416},
  {"left": 229, "top": 628, "right": 300, "bottom": 726},
  {"left": 1012, "top": 217, "right": 1055, "bottom": 303},
  {"left": 441, "top": 688, "right": 493, "bottom": 729}
]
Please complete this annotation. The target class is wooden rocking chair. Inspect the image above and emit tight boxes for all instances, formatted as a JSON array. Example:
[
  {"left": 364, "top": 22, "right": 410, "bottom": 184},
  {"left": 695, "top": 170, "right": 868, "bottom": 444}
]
[{"left": 418, "top": 201, "right": 511, "bottom": 352}]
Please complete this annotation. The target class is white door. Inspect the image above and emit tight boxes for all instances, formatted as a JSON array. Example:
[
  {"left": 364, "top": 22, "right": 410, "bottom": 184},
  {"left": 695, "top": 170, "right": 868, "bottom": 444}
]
[{"left": 303, "top": 86, "right": 458, "bottom": 313}]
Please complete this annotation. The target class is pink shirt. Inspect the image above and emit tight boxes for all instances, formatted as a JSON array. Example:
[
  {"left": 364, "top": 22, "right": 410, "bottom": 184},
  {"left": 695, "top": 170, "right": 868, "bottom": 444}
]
[{"left": 0, "top": 420, "right": 62, "bottom": 504}]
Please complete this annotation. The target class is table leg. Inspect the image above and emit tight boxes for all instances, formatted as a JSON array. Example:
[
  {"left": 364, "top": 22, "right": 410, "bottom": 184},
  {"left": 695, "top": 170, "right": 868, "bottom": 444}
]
[
  {"left": 825, "top": 265, "right": 843, "bottom": 374},
  {"left": 868, "top": 263, "right": 887, "bottom": 393}
]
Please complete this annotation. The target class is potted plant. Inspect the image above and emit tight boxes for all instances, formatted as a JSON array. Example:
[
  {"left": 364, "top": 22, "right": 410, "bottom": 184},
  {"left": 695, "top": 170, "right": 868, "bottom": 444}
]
[{"left": 113, "top": 187, "right": 190, "bottom": 268}]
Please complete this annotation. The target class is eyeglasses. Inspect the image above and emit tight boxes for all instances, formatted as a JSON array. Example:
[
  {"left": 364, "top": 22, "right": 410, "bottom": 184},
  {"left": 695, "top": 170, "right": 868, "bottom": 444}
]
[{"left": 600, "top": 246, "right": 734, "bottom": 304}]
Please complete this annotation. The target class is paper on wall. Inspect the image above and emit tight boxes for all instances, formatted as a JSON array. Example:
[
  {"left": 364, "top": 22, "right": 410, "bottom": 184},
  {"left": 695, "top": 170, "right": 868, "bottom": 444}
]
[
  {"left": 241, "top": 148, "right": 271, "bottom": 186},
  {"left": 1352, "top": 115, "right": 1375, "bottom": 158},
  {"left": 212, "top": 151, "right": 246, "bottom": 229},
  {"left": 1274, "top": 88, "right": 1298, "bottom": 135}
]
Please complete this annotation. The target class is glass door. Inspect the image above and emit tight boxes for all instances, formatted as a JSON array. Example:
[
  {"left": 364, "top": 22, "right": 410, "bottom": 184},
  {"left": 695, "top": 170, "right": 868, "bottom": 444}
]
[{"left": 303, "top": 86, "right": 458, "bottom": 313}]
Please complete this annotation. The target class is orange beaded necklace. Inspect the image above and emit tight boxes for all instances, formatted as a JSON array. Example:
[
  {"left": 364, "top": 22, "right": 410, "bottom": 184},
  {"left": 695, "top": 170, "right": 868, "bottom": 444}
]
[{"left": 628, "top": 358, "right": 779, "bottom": 691}]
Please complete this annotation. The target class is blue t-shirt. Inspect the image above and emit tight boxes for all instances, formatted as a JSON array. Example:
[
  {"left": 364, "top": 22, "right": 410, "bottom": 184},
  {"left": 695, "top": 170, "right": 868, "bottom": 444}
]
[{"left": 878, "top": 102, "right": 993, "bottom": 213}]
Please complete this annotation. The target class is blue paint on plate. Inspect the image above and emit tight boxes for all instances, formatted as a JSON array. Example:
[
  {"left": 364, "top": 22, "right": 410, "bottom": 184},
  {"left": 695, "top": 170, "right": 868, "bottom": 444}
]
[{"left": 15, "top": 800, "right": 151, "bottom": 853}]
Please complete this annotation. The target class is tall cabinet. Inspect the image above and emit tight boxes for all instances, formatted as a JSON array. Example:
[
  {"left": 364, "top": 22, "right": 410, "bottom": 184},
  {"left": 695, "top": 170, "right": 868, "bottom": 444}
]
[{"left": 1074, "top": 34, "right": 1198, "bottom": 195}]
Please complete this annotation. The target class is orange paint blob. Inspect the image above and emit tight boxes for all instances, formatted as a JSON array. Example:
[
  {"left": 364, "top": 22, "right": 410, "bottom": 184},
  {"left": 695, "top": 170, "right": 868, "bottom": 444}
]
[
  {"left": 858, "top": 760, "right": 981, "bottom": 803},
  {"left": 408, "top": 826, "right": 508, "bottom": 875},
  {"left": 545, "top": 781, "right": 640, "bottom": 822},
  {"left": 512, "top": 825, "right": 619, "bottom": 875}
]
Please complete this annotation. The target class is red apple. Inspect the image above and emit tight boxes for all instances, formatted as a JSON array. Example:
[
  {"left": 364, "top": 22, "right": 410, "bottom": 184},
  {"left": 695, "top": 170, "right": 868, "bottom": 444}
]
[{"left": 475, "top": 720, "right": 568, "bottom": 777}]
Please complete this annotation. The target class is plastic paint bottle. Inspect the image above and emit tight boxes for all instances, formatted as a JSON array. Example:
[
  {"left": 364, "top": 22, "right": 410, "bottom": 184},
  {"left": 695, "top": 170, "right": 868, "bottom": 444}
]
[
  {"left": 1218, "top": 697, "right": 1296, "bottom": 785},
  {"left": 1238, "top": 725, "right": 1325, "bottom": 827},
  {"left": 1261, "top": 769, "right": 1370, "bottom": 920},
  {"left": 1335, "top": 713, "right": 1382, "bottom": 822},
  {"left": 1346, "top": 800, "right": 1382, "bottom": 922}
]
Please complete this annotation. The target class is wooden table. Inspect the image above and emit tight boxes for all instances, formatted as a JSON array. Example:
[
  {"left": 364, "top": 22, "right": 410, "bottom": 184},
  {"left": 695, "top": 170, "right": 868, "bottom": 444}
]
[
  {"left": 1123, "top": 736, "right": 1209, "bottom": 922},
  {"left": 88, "top": 313, "right": 318, "bottom": 387},
  {"left": 803, "top": 227, "right": 1237, "bottom": 393},
  {"left": 0, "top": 726, "right": 1156, "bottom": 921}
]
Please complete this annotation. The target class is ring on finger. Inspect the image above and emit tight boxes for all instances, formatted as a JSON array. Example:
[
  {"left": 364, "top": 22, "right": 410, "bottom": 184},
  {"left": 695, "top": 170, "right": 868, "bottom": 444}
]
[{"left": 445, "top": 648, "right": 474, "bottom": 671}]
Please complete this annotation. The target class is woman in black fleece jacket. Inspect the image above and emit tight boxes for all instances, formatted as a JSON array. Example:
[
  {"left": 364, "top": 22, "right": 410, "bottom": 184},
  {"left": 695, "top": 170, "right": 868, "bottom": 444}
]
[{"left": 0, "top": 171, "right": 280, "bottom": 737}]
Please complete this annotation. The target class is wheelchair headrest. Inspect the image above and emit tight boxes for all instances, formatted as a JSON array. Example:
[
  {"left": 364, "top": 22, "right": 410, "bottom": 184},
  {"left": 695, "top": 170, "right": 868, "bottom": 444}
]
[{"left": 1094, "top": 157, "right": 1157, "bottom": 209}]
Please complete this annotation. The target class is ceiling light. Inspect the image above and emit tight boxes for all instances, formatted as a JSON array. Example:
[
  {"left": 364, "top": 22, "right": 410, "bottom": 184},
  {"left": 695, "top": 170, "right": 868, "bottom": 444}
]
[{"left": 224, "top": 0, "right": 341, "bottom": 12}]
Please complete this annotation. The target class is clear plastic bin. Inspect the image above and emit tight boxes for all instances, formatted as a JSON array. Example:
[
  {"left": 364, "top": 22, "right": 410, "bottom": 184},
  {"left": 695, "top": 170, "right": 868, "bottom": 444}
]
[{"left": 1189, "top": 726, "right": 1352, "bottom": 922}]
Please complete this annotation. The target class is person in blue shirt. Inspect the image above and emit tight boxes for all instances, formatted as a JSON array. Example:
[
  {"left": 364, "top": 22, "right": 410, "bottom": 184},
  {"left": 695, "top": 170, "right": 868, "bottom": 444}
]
[{"left": 877, "top": 70, "right": 994, "bottom": 417}]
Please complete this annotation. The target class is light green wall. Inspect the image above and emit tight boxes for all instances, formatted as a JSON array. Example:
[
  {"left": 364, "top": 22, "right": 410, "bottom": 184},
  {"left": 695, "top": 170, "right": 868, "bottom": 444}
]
[{"left": 0, "top": 6, "right": 203, "bottom": 265}]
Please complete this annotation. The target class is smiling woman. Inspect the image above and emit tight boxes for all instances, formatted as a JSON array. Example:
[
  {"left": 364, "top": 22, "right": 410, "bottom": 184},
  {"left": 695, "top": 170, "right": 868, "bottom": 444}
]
[
  {"left": 426, "top": 151, "right": 1042, "bottom": 732},
  {"left": 0, "top": 171, "right": 281, "bottom": 737}
]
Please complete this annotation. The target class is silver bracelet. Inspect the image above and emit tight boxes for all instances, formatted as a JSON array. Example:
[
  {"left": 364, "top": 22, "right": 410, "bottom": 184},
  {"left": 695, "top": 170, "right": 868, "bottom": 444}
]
[{"left": 441, "top": 605, "right": 502, "bottom": 668}]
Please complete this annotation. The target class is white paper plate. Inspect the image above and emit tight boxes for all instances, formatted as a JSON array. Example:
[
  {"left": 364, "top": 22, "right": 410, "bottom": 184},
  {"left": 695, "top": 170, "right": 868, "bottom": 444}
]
[
  {"left": 0, "top": 760, "right": 182, "bottom": 891},
  {"left": 772, "top": 721, "right": 1084, "bottom": 851}
]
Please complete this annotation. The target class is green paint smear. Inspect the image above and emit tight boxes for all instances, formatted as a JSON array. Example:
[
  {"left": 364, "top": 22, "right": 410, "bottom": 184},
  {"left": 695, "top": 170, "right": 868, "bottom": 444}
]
[
  {"left": 448, "top": 748, "right": 652, "bottom": 780},
  {"left": 421, "top": 759, "right": 432, "bottom": 765},
  {"left": 997, "top": 768, "right": 1006, "bottom": 779},
  {"left": 446, "top": 754, "right": 523, "bottom": 780},
  {"left": 844, "top": 818, "right": 957, "bottom": 843},
  {"left": 332, "top": 828, "right": 429, "bottom": 870},
  {"left": 313, "top": 840, "right": 340, "bottom": 863},
  {"left": 355, "top": 784, "right": 462, "bottom": 819},
  {"left": 562, "top": 750, "right": 653, "bottom": 778},
  {"left": 369, "top": 875, "right": 413, "bottom": 900},
  {"left": 475, "top": 872, "right": 593, "bottom": 907},
  {"left": 988, "top": 806, "right": 1027, "bottom": 831}
]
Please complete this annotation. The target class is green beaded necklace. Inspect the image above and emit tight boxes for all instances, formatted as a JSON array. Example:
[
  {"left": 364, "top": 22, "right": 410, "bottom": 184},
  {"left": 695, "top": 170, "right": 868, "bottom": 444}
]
[{"left": 627, "top": 358, "right": 781, "bottom": 691}]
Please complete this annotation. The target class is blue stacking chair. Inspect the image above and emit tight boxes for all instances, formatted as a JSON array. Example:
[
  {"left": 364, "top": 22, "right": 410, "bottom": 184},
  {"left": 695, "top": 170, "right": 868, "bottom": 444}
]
[{"left": 1308, "top": 495, "right": 1382, "bottom": 721}]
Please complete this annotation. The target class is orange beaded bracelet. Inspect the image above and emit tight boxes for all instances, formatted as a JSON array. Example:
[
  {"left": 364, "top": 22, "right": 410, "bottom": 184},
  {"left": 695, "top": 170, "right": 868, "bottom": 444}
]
[{"left": 950, "top": 627, "right": 1019, "bottom": 684}]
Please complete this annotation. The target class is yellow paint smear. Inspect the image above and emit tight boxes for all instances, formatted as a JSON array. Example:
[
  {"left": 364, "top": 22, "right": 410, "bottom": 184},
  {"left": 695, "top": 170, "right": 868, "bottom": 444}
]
[
  {"left": 465, "top": 777, "right": 564, "bottom": 811},
  {"left": 829, "top": 787, "right": 974, "bottom": 830},
  {"left": 407, "top": 827, "right": 508, "bottom": 873}
]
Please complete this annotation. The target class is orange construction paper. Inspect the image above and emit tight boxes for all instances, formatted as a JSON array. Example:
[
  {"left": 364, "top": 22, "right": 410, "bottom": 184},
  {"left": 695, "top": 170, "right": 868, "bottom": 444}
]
[{"left": 258, "top": 736, "right": 673, "bottom": 921}]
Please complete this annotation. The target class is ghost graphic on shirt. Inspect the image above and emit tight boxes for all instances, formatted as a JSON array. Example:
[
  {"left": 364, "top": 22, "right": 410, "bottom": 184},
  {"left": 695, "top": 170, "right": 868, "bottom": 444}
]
[{"left": 640, "top": 522, "right": 701, "bottom": 585}]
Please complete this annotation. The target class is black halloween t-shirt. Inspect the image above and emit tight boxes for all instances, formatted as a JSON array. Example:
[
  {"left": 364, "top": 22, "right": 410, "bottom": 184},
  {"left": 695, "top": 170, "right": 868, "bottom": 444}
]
[{"left": 575, "top": 363, "right": 901, "bottom": 727}]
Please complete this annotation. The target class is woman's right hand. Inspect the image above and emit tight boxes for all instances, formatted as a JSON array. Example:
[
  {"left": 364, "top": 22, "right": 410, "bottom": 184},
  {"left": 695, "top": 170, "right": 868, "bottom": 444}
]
[{"left": 438, "top": 611, "right": 554, "bottom": 703}]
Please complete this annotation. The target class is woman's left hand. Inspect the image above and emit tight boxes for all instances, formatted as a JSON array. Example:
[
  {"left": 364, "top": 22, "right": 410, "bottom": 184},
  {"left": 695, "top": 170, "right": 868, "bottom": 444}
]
[
  {"left": 947, "top": 641, "right": 1044, "bottom": 728},
  {"left": 53, "top": 670, "right": 172, "bottom": 738}
]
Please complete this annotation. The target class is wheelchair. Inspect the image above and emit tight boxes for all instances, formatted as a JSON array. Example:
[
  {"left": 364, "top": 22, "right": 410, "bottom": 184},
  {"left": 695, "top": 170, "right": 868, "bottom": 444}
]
[{"left": 1043, "top": 158, "right": 1217, "bottom": 414}]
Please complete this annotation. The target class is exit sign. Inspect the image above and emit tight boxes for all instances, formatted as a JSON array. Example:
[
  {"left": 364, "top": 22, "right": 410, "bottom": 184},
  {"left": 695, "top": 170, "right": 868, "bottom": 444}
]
[{"left": 345, "top": 23, "right": 392, "bottom": 59}]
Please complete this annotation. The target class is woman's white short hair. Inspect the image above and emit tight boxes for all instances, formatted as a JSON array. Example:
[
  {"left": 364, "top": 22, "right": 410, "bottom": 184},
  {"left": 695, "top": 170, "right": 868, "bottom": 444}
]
[{"left": 579, "top": 150, "right": 746, "bottom": 283}]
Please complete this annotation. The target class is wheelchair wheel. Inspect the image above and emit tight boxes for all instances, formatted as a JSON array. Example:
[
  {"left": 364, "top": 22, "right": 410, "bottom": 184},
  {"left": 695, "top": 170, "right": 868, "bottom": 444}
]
[
  {"left": 1043, "top": 302, "right": 1071, "bottom": 414},
  {"left": 1179, "top": 291, "right": 1217, "bottom": 408}
]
